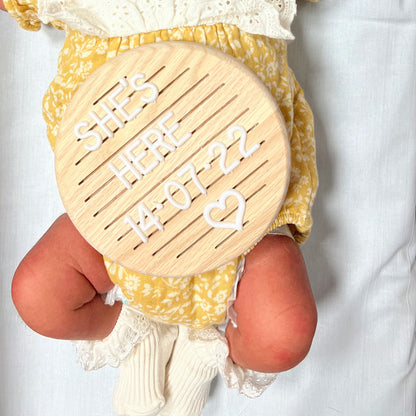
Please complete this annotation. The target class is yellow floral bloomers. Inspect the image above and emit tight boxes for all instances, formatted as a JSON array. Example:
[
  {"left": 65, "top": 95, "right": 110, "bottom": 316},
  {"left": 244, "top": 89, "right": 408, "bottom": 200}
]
[{"left": 6, "top": 0, "right": 318, "bottom": 328}]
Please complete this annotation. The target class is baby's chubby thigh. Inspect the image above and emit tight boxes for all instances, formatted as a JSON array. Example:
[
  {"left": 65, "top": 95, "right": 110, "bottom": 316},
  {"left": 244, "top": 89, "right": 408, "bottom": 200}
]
[
  {"left": 226, "top": 234, "right": 317, "bottom": 373},
  {"left": 11, "top": 214, "right": 120, "bottom": 341}
]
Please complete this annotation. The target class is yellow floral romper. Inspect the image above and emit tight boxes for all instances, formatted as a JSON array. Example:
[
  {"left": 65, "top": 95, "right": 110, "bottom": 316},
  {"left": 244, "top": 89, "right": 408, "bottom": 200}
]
[{"left": 5, "top": 0, "right": 318, "bottom": 329}]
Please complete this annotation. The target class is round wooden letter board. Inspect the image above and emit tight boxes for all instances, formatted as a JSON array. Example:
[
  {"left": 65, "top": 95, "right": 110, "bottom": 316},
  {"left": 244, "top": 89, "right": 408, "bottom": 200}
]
[{"left": 55, "top": 42, "right": 290, "bottom": 277}]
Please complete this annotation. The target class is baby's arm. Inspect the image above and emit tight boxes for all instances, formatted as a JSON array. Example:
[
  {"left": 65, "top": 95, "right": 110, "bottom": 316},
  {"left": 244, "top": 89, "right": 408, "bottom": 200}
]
[{"left": 0, "top": 1, "right": 6, "bottom": 11}]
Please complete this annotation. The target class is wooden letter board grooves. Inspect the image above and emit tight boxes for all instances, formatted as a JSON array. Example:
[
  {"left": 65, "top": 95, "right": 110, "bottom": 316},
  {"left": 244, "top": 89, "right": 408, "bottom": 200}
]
[{"left": 55, "top": 41, "right": 290, "bottom": 278}]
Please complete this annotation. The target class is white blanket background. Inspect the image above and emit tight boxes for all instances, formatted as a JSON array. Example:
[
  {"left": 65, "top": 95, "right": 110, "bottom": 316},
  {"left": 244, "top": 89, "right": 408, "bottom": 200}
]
[{"left": 1, "top": 1, "right": 415, "bottom": 415}]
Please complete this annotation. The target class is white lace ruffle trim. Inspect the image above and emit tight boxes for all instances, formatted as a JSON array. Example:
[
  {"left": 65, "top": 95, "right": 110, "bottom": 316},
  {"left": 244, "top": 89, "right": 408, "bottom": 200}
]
[
  {"left": 73, "top": 305, "right": 277, "bottom": 396},
  {"left": 37, "top": 0, "right": 297, "bottom": 40},
  {"left": 73, "top": 304, "right": 151, "bottom": 371},
  {"left": 189, "top": 326, "right": 277, "bottom": 397}
]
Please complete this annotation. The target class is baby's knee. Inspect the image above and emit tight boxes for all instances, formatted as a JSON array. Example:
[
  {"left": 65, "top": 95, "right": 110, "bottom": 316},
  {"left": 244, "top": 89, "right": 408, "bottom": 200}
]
[
  {"left": 263, "top": 302, "right": 317, "bottom": 372},
  {"left": 12, "top": 256, "right": 44, "bottom": 333},
  {"left": 227, "top": 301, "right": 317, "bottom": 373},
  {"left": 12, "top": 254, "right": 66, "bottom": 338},
  {"left": 228, "top": 234, "right": 317, "bottom": 372}
]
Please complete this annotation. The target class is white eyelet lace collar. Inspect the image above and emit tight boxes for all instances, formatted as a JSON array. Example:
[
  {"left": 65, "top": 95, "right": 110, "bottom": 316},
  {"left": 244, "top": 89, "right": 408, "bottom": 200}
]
[{"left": 37, "top": 0, "right": 297, "bottom": 39}]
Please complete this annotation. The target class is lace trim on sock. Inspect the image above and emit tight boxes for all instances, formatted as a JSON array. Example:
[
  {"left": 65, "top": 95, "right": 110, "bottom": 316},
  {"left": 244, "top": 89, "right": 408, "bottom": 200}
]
[
  {"left": 73, "top": 304, "right": 151, "bottom": 371},
  {"left": 189, "top": 327, "right": 277, "bottom": 398}
]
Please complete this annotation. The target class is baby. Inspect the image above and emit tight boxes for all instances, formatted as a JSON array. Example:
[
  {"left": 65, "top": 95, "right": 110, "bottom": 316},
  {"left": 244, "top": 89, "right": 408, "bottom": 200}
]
[{"left": 2, "top": 0, "right": 318, "bottom": 415}]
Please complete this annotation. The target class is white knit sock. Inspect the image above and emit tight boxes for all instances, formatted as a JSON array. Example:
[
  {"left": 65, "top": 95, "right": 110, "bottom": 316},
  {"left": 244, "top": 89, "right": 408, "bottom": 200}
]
[
  {"left": 160, "top": 325, "right": 221, "bottom": 416},
  {"left": 113, "top": 322, "right": 178, "bottom": 416}
]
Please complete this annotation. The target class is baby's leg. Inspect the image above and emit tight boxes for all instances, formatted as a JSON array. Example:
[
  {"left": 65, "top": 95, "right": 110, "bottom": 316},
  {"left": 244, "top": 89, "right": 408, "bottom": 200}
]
[
  {"left": 11, "top": 214, "right": 122, "bottom": 341},
  {"left": 226, "top": 233, "right": 317, "bottom": 373}
]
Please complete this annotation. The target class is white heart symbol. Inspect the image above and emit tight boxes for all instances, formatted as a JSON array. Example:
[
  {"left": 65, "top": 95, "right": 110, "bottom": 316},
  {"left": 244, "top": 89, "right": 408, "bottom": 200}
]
[{"left": 203, "top": 189, "right": 246, "bottom": 231}]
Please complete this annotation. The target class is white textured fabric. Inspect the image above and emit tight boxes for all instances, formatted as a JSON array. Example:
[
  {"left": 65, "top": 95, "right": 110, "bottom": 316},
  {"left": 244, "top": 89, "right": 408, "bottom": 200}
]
[
  {"left": 268, "top": 223, "right": 294, "bottom": 239},
  {"left": 188, "top": 326, "right": 277, "bottom": 397},
  {"left": 75, "top": 303, "right": 276, "bottom": 398},
  {"left": 104, "top": 284, "right": 128, "bottom": 306},
  {"left": 113, "top": 323, "right": 178, "bottom": 416},
  {"left": 73, "top": 304, "right": 152, "bottom": 370},
  {"left": 160, "top": 325, "right": 219, "bottom": 416},
  {"left": 36, "top": 0, "right": 297, "bottom": 39}
]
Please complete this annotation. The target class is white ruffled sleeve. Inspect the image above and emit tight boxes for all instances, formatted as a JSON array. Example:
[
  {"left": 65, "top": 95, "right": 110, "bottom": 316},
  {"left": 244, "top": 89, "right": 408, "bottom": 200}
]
[{"left": 36, "top": 0, "right": 297, "bottom": 39}]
